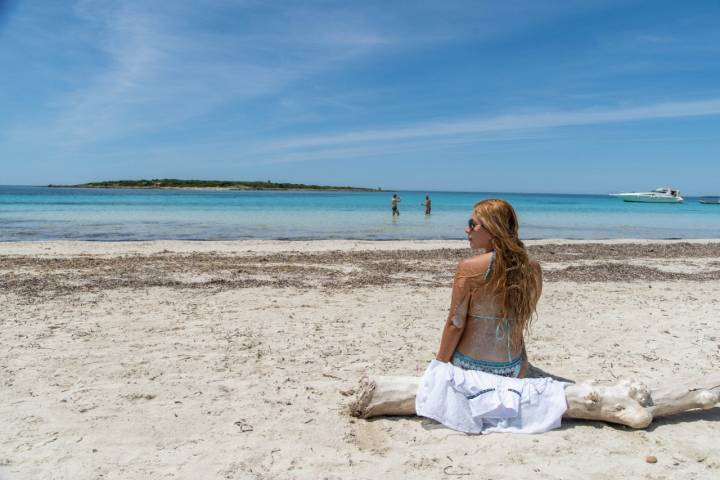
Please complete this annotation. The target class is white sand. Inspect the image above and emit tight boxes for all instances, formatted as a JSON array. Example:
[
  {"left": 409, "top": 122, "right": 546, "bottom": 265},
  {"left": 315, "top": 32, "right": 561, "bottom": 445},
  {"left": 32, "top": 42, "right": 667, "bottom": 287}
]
[
  {"left": 1, "top": 237, "right": 717, "bottom": 256},
  {"left": 1, "top": 240, "right": 719, "bottom": 479}
]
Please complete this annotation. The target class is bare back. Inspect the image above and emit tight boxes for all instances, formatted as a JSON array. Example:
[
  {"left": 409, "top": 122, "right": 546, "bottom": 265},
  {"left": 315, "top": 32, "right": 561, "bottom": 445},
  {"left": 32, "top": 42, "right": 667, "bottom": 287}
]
[{"left": 449, "top": 252, "right": 541, "bottom": 363}]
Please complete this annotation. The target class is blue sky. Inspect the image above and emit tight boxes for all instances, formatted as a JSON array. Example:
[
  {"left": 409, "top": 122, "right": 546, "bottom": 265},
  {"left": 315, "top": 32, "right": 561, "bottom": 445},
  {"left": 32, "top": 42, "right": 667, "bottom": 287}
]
[{"left": 1, "top": 0, "right": 720, "bottom": 194}]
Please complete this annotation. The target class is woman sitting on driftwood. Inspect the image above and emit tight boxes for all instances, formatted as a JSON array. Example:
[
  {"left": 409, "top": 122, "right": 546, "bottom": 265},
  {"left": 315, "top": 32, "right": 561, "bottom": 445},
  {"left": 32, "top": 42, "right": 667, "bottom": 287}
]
[
  {"left": 415, "top": 198, "right": 567, "bottom": 433},
  {"left": 436, "top": 198, "right": 539, "bottom": 378},
  {"left": 349, "top": 200, "right": 720, "bottom": 431}
]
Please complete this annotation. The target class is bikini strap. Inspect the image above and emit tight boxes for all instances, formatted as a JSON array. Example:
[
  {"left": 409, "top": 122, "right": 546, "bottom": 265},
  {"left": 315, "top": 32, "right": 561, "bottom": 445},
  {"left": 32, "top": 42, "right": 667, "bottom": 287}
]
[
  {"left": 483, "top": 251, "right": 495, "bottom": 281},
  {"left": 506, "top": 321, "right": 512, "bottom": 362},
  {"left": 494, "top": 319, "right": 513, "bottom": 363}
]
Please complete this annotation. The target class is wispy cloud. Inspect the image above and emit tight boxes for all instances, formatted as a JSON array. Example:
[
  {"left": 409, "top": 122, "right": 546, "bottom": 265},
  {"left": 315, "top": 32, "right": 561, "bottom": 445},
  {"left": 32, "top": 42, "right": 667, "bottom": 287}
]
[
  {"left": 234, "top": 133, "right": 553, "bottom": 167},
  {"left": 7, "top": 0, "right": 395, "bottom": 146},
  {"left": 250, "top": 98, "right": 720, "bottom": 156},
  {"left": 78, "top": 97, "right": 720, "bottom": 168},
  {"left": 7, "top": 0, "right": 642, "bottom": 149}
]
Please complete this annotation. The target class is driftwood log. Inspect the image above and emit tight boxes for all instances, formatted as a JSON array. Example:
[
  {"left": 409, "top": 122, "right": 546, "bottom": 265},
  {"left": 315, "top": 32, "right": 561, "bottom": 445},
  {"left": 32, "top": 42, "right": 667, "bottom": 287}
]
[{"left": 348, "top": 365, "right": 720, "bottom": 429}]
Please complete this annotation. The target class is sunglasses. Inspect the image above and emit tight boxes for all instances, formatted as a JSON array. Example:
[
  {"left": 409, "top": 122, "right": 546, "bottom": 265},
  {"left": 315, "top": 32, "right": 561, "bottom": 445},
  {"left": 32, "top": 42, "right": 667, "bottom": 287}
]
[{"left": 468, "top": 218, "right": 484, "bottom": 230}]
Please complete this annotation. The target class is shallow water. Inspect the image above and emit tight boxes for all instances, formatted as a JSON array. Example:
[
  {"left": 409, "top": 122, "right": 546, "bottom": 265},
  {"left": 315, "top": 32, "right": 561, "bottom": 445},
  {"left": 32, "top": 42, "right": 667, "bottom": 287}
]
[{"left": 1, "top": 186, "right": 719, "bottom": 241}]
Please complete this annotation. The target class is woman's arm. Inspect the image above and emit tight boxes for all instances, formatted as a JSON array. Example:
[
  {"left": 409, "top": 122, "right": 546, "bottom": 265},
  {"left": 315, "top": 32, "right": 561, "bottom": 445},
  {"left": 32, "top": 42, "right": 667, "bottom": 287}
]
[
  {"left": 435, "top": 264, "right": 471, "bottom": 362},
  {"left": 435, "top": 314, "right": 466, "bottom": 362}
]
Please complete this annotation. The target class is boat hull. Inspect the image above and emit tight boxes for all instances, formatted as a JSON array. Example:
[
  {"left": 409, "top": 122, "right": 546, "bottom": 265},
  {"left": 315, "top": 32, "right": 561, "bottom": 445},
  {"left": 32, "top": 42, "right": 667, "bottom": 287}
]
[{"left": 612, "top": 194, "right": 683, "bottom": 203}]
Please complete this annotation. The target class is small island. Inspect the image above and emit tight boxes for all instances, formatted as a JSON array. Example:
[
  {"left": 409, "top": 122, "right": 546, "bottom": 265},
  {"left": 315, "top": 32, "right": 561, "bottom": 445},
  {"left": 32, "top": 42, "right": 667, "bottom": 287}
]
[{"left": 48, "top": 179, "right": 381, "bottom": 192}]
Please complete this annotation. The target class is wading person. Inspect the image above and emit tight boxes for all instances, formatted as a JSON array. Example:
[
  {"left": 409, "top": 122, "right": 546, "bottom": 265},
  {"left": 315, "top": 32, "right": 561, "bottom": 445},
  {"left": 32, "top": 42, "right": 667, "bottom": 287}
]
[
  {"left": 391, "top": 193, "right": 401, "bottom": 216},
  {"left": 422, "top": 194, "right": 432, "bottom": 215}
]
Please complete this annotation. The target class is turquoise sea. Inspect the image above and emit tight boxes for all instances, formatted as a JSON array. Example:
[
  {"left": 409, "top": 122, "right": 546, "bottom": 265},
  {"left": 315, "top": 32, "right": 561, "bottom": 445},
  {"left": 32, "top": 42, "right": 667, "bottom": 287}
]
[{"left": 1, "top": 185, "right": 719, "bottom": 241}]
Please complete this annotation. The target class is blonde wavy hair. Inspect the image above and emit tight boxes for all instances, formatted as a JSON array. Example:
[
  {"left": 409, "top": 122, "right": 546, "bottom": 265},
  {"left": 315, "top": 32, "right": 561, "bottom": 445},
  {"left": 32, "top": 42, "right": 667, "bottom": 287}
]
[{"left": 467, "top": 198, "right": 540, "bottom": 350}]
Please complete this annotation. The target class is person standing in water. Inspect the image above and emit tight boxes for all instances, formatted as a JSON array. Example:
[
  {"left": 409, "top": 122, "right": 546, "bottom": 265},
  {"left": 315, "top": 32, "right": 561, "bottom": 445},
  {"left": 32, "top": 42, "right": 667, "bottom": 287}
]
[
  {"left": 423, "top": 194, "right": 432, "bottom": 215},
  {"left": 391, "top": 193, "right": 401, "bottom": 216}
]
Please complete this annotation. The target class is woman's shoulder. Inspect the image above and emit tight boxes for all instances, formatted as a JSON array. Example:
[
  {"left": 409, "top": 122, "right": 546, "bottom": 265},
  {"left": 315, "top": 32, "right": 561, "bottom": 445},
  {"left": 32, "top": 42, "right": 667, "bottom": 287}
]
[{"left": 456, "top": 251, "right": 494, "bottom": 277}]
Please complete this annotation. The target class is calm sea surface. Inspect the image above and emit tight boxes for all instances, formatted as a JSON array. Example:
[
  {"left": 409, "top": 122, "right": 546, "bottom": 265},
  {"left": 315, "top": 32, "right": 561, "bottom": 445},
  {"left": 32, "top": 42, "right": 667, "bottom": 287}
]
[{"left": 1, "top": 185, "right": 719, "bottom": 241}]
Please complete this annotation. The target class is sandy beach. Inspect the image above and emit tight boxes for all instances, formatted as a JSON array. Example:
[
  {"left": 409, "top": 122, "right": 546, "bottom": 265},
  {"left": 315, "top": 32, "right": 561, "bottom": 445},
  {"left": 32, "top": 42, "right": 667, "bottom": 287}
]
[{"left": 1, "top": 239, "right": 719, "bottom": 479}]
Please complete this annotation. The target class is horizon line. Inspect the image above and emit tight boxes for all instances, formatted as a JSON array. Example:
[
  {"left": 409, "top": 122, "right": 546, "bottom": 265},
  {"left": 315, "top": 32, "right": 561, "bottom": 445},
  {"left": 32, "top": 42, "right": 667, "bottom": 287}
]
[{"left": 2, "top": 184, "right": 712, "bottom": 197}]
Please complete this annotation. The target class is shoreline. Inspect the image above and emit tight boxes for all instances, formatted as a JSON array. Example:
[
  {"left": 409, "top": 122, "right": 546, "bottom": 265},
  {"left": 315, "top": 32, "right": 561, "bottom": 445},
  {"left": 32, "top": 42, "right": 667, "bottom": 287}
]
[
  {"left": 45, "top": 185, "right": 379, "bottom": 193},
  {"left": 49, "top": 187, "right": 379, "bottom": 192},
  {"left": 1, "top": 237, "right": 719, "bottom": 256}
]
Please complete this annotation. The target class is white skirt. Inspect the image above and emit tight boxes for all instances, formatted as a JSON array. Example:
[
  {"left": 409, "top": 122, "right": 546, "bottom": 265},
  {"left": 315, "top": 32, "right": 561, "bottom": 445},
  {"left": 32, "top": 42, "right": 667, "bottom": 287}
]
[{"left": 415, "top": 360, "right": 568, "bottom": 434}]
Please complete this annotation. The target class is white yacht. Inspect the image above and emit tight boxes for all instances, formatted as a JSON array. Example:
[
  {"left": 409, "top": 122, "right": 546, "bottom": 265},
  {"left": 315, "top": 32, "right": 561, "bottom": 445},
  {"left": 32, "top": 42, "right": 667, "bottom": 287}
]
[{"left": 610, "top": 187, "right": 684, "bottom": 203}]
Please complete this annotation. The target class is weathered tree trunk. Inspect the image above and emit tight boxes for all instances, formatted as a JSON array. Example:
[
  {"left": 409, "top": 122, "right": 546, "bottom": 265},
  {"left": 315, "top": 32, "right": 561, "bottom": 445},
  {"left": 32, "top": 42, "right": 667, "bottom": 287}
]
[{"left": 348, "top": 367, "right": 720, "bottom": 429}]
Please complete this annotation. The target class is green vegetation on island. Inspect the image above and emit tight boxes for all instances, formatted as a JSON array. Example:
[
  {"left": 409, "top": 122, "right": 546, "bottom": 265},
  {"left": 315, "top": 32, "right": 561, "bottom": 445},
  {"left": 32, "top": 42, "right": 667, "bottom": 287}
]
[{"left": 49, "top": 179, "right": 381, "bottom": 192}]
